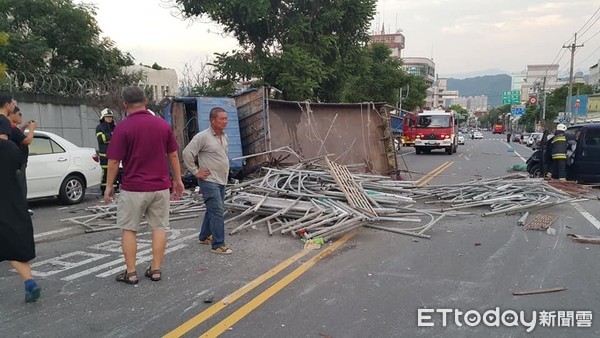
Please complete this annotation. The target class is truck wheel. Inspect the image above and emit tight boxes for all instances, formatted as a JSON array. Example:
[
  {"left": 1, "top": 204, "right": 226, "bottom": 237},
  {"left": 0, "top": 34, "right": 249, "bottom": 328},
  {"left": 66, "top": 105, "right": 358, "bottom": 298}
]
[
  {"left": 415, "top": 147, "right": 422, "bottom": 155},
  {"left": 452, "top": 141, "right": 457, "bottom": 153},
  {"left": 446, "top": 147, "right": 452, "bottom": 155}
]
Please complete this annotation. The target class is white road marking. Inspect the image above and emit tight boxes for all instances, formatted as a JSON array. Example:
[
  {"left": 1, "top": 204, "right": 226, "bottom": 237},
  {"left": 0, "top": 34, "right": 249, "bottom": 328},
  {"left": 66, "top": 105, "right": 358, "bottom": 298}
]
[
  {"left": 95, "top": 243, "right": 188, "bottom": 278},
  {"left": 501, "top": 141, "right": 527, "bottom": 163},
  {"left": 27, "top": 251, "right": 110, "bottom": 277},
  {"left": 61, "top": 233, "right": 198, "bottom": 281},
  {"left": 572, "top": 203, "right": 600, "bottom": 230},
  {"left": 34, "top": 227, "right": 73, "bottom": 240}
]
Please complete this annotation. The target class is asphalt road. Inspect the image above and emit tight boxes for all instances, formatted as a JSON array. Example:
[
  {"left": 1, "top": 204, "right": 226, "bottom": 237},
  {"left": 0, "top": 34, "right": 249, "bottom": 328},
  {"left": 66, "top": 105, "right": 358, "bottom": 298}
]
[{"left": 2, "top": 131, "right": 600, "bottom": 337}]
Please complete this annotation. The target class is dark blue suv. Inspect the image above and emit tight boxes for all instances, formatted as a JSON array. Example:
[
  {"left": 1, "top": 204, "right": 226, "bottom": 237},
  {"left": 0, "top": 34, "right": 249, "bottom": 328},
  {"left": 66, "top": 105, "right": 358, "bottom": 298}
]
[{"left": 526, "top": 123, "right": 600, "bottom": 182}]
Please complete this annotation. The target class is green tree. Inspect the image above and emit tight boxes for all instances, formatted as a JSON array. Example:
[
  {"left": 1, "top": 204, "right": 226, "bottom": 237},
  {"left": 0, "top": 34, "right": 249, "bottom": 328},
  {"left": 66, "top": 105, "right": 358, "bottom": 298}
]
[
  {"left": 544, "top": 83, "right": 593, "bottom": 122},
  {"left": 344, "top": 43, "right": 403, "bottom": 104},
  {"left": 448, "top": 104, "right": 468, "bottom": 121},
  {"left": 401, "top": 74, "right": 428, "bottom": 111},
  {"left": 174, "top": 0, "right": 377, "bottom": 102},
  {"left": 0, "top": 0, "right": 133, "bottom": 79}
]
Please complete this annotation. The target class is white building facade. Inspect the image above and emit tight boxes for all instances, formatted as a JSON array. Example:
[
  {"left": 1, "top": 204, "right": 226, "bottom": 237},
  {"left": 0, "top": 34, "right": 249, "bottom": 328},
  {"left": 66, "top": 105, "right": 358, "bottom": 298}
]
[
  {"left": 122, "top": 65, "right": 179, "bottom": 103},
  {"left": 401, "top": 57, "right": 436, "bottom": 108},
  {"left": 521, "top": 64, "right": 566, "bottom": 102}
]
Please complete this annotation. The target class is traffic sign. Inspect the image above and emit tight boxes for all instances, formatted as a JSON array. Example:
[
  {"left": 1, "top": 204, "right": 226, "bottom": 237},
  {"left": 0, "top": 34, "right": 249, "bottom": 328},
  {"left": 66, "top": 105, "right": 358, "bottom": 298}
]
[
  {"left": 529, "top": 96, "right": 538, "bottom": 105},
  {"left": 511, "top": 107, "right": 525, "bottom": 116},
  {"left": 502, "top": 90, "right": 521, "bottom": 105}
]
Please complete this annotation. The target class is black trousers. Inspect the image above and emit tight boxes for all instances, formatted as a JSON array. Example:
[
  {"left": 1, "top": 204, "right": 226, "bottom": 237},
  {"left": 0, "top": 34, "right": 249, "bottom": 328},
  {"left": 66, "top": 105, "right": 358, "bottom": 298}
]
[
  {"left": 16, "top": 165, "right": 27, "bottom": 201},
  {"left": 553, "top": 159, "right": 567, "bottom": 180}
]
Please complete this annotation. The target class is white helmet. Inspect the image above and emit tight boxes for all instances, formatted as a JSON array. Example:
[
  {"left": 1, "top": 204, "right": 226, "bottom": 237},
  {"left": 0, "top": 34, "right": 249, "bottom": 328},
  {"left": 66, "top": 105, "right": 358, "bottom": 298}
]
[
  {"left": 99, "top": 108, "right": 114, "bottom": 121},
  {"left": 556, "top": 123, "right": 567, "bottom": 132}
]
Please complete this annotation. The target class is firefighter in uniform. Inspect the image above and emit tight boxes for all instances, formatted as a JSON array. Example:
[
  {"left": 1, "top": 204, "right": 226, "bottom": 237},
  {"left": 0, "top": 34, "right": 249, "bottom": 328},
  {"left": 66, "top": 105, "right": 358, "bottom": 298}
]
[
  {"left": 96, "top": 108, "right": 116, "bottom": 194},
  {"left": 548, "top": 123, "right": 568, "bottom": 181}
]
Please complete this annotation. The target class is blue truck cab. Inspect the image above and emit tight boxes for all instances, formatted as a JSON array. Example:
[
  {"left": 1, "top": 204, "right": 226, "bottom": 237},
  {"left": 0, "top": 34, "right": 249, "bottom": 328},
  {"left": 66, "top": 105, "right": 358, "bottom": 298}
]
[{"left": 162, "top": 96, "right": 243, "bottom": 178}]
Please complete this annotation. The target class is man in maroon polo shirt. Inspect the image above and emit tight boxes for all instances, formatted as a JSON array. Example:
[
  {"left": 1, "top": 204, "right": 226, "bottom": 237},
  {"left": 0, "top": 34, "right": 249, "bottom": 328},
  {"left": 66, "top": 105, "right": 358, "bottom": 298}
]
[{"left": 104, "top": 86, "right": 184, "bottom": 284}]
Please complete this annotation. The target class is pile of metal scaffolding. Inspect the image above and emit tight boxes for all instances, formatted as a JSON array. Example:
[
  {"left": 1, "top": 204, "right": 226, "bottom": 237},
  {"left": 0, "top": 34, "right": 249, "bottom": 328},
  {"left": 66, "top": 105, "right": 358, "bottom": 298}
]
[
  {"left": 61, "top": 194, "right": 206, "bottom": 233},
  {"left": 62, "top": 162, "right": 582, "bottom": 240}
]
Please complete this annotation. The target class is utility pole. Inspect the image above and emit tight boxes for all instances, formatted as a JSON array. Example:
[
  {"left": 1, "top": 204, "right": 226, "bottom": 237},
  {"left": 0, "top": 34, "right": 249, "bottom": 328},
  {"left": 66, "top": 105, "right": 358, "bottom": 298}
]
[
  {"left": 542, "top": 76, "right": 547, "bottom": 122},
  {"left": 563, "top": 32, "right": 584, "bottom": 124}
]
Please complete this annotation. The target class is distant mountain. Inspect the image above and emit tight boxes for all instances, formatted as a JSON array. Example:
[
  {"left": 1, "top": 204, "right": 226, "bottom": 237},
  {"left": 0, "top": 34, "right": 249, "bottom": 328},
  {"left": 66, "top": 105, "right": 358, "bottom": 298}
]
[
  {"left": 446, "top": 74, "right": 512, "bottom": 107},
  {"left": 441, "top": 69, "right": 511, "bottom": 79}
]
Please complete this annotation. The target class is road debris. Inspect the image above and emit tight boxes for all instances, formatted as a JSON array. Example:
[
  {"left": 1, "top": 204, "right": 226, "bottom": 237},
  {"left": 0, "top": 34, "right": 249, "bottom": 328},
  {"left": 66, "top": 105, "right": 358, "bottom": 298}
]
[
  {"left": 59, "top": 161, "right": 584, "bottom": 243},
  {"left": 567, "top": 234, "right": 600, "bottom": 244},
  {"left": 60, "top": 192, "right": 205, "bottom": 232},
  {"left": 512, "top": 287, "right": 567, "bottom": 296},
  {"left": 517, "top": 212, "right": 529, "bottom": 226},
  {"left": 523, "top": 213, "right": 559, "bottom": 231}
]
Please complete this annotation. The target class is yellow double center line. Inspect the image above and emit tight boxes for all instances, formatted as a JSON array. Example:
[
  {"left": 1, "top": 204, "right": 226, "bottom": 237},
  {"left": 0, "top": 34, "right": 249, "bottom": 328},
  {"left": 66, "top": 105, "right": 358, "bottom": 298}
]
[
  {"left": 417, "top": 161, "right": 454, "bottom": 186},
  {"left": 164, "top": 231, "right": 356, "bottom": 338}
]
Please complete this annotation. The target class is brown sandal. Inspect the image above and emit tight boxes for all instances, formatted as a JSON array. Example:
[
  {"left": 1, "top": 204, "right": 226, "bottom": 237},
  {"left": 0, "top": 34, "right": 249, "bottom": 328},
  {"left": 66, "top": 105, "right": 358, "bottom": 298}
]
[
  {"left": 116, "top": 270, "right": 138, "bottom": 284},
  {"left": 145, "top": 267, "right": 161, "bottom": 282}
]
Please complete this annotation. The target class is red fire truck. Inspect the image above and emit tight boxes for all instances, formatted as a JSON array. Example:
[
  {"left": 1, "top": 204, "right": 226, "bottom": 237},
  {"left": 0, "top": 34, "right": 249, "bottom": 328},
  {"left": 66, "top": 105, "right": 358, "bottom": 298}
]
[
  {"left": 401, "top": 111, "right": 418, "bottom": 146},
  {"left": 492, "top": 123, "right": 504, "bottom": 134},
  {"left": 414, "top": 109, "right": 459, "bottom": 155}
]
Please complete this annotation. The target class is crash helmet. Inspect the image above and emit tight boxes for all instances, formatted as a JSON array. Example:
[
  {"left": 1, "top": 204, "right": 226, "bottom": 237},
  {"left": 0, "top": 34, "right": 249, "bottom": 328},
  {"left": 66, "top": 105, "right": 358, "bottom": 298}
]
[
  {"left": 556, "top": 124, "right": 567, "bottom": 132},
  {"left": 99, "top": 108, "right": 114, "bottom": 121}
]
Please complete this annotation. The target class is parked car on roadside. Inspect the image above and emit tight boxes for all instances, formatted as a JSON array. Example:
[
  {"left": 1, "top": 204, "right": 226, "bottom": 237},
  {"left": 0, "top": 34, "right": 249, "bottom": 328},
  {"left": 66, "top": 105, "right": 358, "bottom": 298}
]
[
  {"left": 512, "top": 133, "right": 521, "bottom": 142},
  {"left": 520, "top": 132, "right": 530, "bottom": 144},
  {"left": 532, "top": 133, "right": 553, "bottom": 151},
  {"left": 27, "top": 131, "right": 102, "bottom": 204},
  {"left": 527, "top": 133, "right": 543, "bottom": 147}
]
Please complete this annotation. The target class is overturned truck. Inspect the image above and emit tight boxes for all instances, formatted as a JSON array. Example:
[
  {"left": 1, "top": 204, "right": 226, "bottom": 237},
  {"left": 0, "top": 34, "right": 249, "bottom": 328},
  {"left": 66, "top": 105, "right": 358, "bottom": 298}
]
[{"left": 233, "top": 88, "right": 399, "bottom": 176}]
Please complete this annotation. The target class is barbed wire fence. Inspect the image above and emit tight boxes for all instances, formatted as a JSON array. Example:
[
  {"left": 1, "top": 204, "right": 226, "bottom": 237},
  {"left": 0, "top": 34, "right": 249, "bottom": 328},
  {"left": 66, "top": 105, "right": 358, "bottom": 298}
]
[{"left": 0, "top": 69, "right": 154, "bottom": 120}]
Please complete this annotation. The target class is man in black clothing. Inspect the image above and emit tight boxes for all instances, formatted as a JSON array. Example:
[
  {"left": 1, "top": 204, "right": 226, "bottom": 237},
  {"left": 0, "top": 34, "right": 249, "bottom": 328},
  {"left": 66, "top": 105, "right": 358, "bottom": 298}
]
[
  {"left": 8, "top": 106, "right": 36, "bottom": 210},
  {"left": 0, "top": 92, "right": 15, "bottom": 140},
  {"left": 96, "top": 108, "right": 117, "bottom": 194}
]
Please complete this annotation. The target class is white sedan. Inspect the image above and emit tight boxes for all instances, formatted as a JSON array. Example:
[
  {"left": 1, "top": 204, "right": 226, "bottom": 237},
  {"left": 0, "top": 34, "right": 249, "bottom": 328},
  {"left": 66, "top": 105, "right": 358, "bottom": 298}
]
[
  {"left": 27, "top": 131, "right": 102, "bottom": 204},
  {"left": 473, "top": 131, "right": 483, "bottom": 139},
  {"left": 458, "top": 134, "right": 465, "bottom": 145}
]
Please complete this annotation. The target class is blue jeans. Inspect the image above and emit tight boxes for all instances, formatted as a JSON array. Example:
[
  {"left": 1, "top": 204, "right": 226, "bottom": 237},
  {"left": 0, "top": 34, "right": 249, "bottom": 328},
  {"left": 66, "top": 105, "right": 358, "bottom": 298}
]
[{"left": 198, "top": 180, "right": 226, "bottom": 249}]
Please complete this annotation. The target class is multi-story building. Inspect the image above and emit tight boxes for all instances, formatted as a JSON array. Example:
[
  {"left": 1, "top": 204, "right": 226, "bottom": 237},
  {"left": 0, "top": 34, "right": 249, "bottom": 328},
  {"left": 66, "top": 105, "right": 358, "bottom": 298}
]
[
  {"left": 450, "top": 96, "right": 489, "bottom": 112},
  {"left": 369, "top": 27, "right": 405, "bottom": 58},
  {"left": 521, "top": 64, "right": 565, "bottom": 102},
  {"left": 122, "top": 65, "right": 179, "bottom": 103},
  {"left": 590, "top": 61, "right": 600, "bottom": 86},
  {"left": 431, "top": 78, "right": 459, "bottom": 108},
  {"left": 401, "top": 57, "right": 436, "bottom": 108},
  {"left": 511, "top": 71, "right": 527, "bottom": 91}
]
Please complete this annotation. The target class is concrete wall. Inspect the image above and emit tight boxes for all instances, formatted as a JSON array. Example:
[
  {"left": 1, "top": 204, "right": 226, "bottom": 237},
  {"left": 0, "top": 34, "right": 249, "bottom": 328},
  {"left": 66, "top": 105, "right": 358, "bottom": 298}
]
[{"left": 13, "top": 93, "right": 102, "bottom": 149}]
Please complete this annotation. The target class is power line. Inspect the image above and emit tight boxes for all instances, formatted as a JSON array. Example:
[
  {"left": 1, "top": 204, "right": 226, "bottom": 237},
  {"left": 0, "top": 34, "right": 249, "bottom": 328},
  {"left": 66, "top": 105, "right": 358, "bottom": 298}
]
[
  {"left": 578, "top": 6, "right": 600, "bottom": 36},
  {"left": 582, "top": 27, "right": 600, "bottom": 45},
  {"left": 580, "top": 15, "right": 600, "bottom": 39},
  {"left": 574, "top": 44, "right": 600, "bottom": 69}
]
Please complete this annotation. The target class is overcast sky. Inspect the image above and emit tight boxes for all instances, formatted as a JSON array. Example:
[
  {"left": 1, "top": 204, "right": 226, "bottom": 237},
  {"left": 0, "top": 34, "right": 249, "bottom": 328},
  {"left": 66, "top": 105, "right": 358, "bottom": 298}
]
[{"left": 83, "top": 0, "right": 600, "bottom": 78}]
